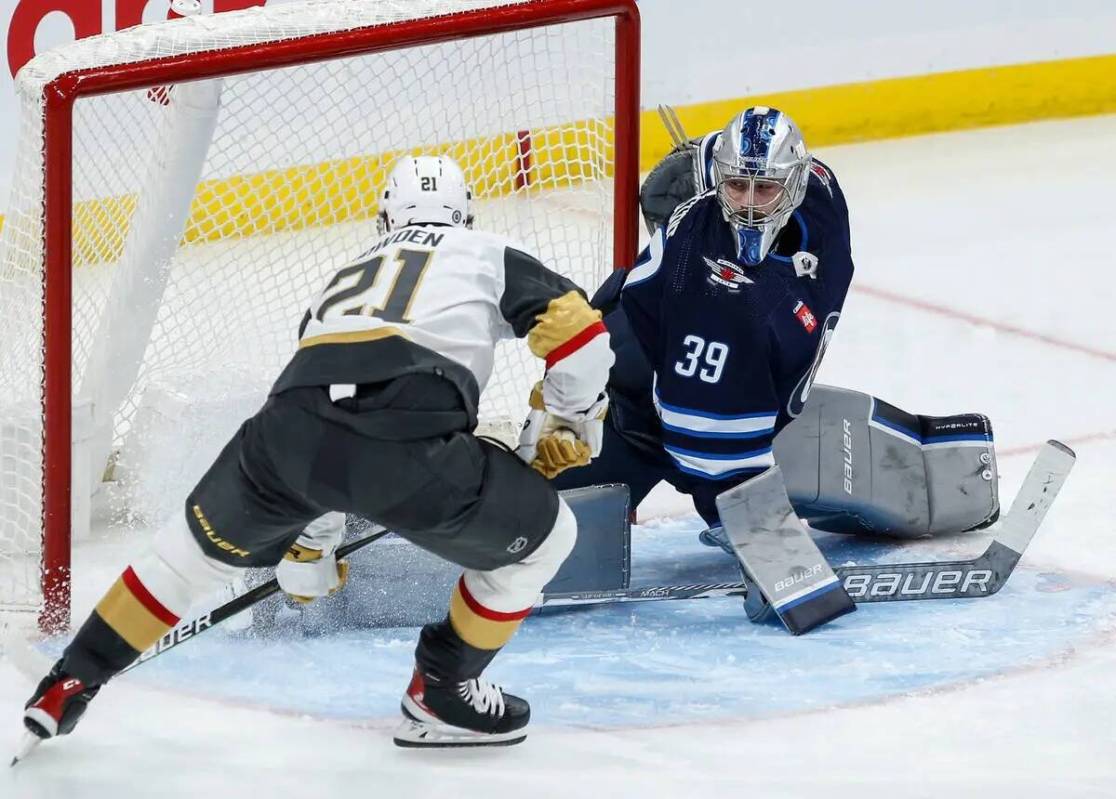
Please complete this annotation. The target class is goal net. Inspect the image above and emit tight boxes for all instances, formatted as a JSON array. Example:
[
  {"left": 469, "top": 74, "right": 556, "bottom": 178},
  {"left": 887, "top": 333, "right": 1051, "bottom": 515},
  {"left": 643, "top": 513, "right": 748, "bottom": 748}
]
[{"left": 0, "top": 0, "right": 639, "bottom": 630}]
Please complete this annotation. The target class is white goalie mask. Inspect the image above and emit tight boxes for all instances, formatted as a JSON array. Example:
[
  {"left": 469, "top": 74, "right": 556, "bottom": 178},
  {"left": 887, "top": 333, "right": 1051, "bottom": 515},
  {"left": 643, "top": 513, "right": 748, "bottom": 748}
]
[
  {"left": 711, "top": 107, "right": 810, "bottom": 266},
  {"left": 377, "top": 155, "right": 473, "bottom": 234}
]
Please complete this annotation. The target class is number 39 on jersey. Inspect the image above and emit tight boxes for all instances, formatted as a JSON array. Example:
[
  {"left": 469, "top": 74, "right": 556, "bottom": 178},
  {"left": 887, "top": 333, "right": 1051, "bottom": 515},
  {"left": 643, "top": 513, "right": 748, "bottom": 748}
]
[{"left": 674, "top": 335, "right": 729, "bottom": 384}]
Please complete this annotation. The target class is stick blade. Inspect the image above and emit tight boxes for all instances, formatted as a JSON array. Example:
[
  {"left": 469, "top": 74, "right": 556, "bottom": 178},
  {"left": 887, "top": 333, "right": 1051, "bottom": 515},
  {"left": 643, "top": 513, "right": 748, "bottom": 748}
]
[{"left": 995, "top": 440, "right": 1076, "bottom": 557}]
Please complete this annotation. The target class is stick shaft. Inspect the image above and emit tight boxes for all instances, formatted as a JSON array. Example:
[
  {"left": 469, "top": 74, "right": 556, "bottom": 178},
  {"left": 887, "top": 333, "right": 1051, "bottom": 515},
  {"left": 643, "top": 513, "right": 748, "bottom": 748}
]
[{"left": 121, "top": 528, "right": 389, "bottom": 674}]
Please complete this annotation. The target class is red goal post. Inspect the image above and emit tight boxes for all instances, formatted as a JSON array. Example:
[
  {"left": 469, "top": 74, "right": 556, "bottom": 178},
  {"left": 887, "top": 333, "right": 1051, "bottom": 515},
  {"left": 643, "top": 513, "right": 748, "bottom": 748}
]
[{"left": 0, "top": 0, "right": 640, "bottom": 632}]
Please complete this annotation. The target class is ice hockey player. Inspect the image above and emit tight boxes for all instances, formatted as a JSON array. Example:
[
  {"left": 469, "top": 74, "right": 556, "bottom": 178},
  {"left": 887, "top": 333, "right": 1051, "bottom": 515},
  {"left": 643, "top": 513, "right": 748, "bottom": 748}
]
[
  {"left": 552, "top": 106, "right": 997, "bottom": 559},
  {"left": 21, "top": 155, "right": 613, "bottom": 750},
  {"left": 553, "top": 106, "right": 852, "bottom": 526}
]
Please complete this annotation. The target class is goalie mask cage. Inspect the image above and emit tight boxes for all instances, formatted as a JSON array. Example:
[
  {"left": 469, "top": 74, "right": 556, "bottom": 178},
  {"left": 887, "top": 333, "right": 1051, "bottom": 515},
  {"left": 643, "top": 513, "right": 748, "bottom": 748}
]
[{"left": 0, "top": 0, "right": 640, "bottom": 632}]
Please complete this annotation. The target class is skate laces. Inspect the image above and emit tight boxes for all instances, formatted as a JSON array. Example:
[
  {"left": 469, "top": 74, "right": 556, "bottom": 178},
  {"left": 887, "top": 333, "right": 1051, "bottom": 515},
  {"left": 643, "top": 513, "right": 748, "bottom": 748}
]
[{"left": 458, "top": 678, "right": 505, "bottom": 717}]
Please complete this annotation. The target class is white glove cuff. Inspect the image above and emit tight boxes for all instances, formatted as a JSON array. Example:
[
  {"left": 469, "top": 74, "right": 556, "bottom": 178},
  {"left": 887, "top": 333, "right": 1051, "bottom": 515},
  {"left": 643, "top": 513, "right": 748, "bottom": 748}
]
[
  {"left": 294, "top": 511, "right": 345, "bottom": 554},
  {"left": 542, "top": 333, "right": 614, "bottom": 418}
]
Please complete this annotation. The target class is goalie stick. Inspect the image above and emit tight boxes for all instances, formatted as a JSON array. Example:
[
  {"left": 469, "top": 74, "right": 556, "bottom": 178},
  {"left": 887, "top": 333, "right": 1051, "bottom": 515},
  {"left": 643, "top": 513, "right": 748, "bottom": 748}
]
[{"left": 539, "top": 440, "right": 1075, "bottom": 610}]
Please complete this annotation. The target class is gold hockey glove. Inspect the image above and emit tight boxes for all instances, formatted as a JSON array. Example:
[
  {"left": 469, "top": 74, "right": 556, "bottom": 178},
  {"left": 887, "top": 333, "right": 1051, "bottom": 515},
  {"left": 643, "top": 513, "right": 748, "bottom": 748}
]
[
  {"left": 517, "top": 381, "right": 609, "bottom": 479},
  {"left": 275, "top": 513, "right": 349, "bottom": 603},
  {"left": 277, "top": 544, "right": 349, "bottom": 604}
]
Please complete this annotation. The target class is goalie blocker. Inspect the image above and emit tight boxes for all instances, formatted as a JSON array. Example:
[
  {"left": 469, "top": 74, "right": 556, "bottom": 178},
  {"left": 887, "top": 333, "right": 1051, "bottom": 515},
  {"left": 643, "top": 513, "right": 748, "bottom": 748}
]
[{"left": 716, "top": 468, "right": 856, "bottom": 634}]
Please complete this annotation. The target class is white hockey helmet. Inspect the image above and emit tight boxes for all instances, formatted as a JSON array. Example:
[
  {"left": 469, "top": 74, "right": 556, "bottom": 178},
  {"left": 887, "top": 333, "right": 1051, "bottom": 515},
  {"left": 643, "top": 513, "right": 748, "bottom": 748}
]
[{"left": 377, "top": 155, "right": 473, "bottom": 234}]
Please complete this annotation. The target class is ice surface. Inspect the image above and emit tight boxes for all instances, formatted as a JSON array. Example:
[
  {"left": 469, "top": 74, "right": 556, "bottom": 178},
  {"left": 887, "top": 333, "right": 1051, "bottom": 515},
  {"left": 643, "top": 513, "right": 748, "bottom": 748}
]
[
  {"left": 4, "top": 115, "right": 1116, "bottom": 798},
  {"left": 49, "top": 523, "right": 1115, "bottom": 728}
]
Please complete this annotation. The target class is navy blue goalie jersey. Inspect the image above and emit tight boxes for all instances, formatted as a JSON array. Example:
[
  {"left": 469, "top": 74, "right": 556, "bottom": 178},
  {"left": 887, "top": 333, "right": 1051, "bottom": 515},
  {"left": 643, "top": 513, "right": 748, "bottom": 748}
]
[{"left": 606, "top": 158, "right": 853, "bottom": 493}]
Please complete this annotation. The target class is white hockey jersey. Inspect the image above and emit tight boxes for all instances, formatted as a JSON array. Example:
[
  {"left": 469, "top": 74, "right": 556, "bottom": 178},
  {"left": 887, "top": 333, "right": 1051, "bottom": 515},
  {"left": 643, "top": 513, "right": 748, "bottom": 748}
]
[{"left": 273, "top": 224, "right": 611, "bottom": 419}]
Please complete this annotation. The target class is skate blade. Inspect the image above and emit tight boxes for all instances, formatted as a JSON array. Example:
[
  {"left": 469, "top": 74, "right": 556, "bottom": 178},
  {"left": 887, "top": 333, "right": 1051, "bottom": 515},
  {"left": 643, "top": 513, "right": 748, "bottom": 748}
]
[
  {"left": 11, "top": 731, "right": 42, "bottom": 766},
  {"left": 392, "top": 718, "right": 526, "bottom": 748}
]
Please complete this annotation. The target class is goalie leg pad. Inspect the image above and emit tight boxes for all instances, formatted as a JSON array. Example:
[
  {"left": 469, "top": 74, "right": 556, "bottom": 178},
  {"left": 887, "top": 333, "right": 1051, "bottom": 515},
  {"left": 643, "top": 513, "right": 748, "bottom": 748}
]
[
  {"left": 331, "top": 484, "right": 630, "bottom": 630},
  {"left": 716, "top": 467, "right": 855, "bottom": 635},
  {"left": 774, "top": 385, "right": 998, "bottom": 538},
  {"left": 543, "top": 484, "right": 630, "bottom": 593}
]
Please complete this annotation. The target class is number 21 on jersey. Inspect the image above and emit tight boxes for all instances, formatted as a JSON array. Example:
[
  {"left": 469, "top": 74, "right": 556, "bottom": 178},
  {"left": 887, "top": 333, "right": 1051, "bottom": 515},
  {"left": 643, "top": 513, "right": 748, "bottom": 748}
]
[
  {"left": 316, "top": 247, "right": 432, "bottom": 323},
  {"left": 674, "top": 335, "right": 729, "bottom": 384}
]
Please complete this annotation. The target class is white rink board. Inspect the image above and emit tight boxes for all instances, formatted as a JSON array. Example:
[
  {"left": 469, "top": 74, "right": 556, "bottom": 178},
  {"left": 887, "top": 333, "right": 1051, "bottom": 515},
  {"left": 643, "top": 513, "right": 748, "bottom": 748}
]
[{"left": 2, "top": 0, "right": 1116, "bottom": 202}]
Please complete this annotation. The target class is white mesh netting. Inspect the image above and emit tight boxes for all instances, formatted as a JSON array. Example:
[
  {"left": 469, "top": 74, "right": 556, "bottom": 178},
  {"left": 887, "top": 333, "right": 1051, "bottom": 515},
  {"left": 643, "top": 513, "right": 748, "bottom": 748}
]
[{"left": 0, "top": 0, "right": 625, "bottom": 617}]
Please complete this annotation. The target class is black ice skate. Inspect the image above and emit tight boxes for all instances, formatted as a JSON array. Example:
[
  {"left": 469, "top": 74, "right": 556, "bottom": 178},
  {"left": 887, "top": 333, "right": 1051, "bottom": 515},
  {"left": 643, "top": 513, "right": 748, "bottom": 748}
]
[
  {"left": 394, "top": 669, "right": 529, "bottom": 748},
  {"left": 21, "top": 661, "right": 100, "bottom": 741}
]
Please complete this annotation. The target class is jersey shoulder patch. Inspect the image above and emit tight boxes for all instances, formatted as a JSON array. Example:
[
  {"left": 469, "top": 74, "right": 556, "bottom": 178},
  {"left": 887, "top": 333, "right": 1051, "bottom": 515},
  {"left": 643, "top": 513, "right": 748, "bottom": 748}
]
[
  {"left": 665, "top": 190, "right": 711, "bottom": 239},
  {"left": 808, "top": 158, "right": 834, "bottom": 197}
]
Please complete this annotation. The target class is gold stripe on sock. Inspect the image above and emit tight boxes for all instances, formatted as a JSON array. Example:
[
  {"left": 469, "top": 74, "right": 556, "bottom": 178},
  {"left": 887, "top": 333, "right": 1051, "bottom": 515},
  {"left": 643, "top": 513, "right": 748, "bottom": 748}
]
[
  {"left": 448, "top": 582, "right": 525, "bottom": 651},
  {"left": 94, "top": 577, "right": 174, "bottom": 653}
]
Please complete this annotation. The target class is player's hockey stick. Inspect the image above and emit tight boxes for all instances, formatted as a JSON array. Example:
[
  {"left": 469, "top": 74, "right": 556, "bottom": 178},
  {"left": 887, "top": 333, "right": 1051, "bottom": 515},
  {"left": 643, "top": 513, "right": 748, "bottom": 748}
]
[
  {"left": 539, "top": 440, "right": 1074, "bottom": 610},
  {"left": 11, "top": 526, "right": 391, "bottom": 766},
  {"left": 5, "top": 526, "right": 391, "bottom": 685},
  {"left": 119, "top": 525, "right": 390, "bottom": 675}
]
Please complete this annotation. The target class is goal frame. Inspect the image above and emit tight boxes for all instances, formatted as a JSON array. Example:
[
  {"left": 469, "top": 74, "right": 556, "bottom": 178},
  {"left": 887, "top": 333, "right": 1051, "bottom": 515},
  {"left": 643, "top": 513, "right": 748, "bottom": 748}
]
[{"left": 35, "top": 0, "right": 641, "bottom": 632}]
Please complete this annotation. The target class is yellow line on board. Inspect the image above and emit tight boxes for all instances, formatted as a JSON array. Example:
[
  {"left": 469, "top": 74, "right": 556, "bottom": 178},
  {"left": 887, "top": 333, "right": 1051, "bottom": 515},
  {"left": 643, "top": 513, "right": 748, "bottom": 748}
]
[
  {"left": 2, "top": 54, "right": 1112, "bottom": 261},
  {"left": 28, "top": 121, "right": 610, "bottom": 266},
  {"left": 640, "top": 53, "right": 1116, "bottom": 167}
]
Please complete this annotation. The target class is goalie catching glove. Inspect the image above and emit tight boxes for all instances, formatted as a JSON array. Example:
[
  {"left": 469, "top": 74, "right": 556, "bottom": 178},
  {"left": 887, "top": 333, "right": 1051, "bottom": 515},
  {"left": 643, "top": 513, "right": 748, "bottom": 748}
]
[
  {"left": 276, "top": 511, "right": 349, "bottom": 603},
  {"left": 517, "top": 381, "right": 609, "bottom": 479}
]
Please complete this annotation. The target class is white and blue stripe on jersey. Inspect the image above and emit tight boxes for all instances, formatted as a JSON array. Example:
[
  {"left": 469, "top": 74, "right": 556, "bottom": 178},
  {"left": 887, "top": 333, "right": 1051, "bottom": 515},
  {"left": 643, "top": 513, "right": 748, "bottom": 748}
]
[
  {"left": 663, "top": 443, "right": 775, "bottom": 479},
  {"left": 657, "top": 396, "right": 776, "bottom": 439},
  {"left": 654, "top": 387, "right": 777, "bottom": 479},
  {"left": 624, "top": 228, "right": 665, "bottom": 289}
]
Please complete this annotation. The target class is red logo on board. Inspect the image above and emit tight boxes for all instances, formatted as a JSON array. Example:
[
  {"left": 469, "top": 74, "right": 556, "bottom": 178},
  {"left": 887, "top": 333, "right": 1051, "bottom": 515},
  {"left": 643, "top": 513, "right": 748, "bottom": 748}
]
[{"left": 7, "top": 0, "right": 266, "bottom": 78}]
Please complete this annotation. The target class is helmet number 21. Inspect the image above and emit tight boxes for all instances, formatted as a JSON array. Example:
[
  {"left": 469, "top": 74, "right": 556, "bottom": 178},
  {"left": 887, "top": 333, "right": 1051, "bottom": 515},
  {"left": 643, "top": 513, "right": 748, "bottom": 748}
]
[{"left": 674, "top": 335, "right": 729, "bottom": 384}]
